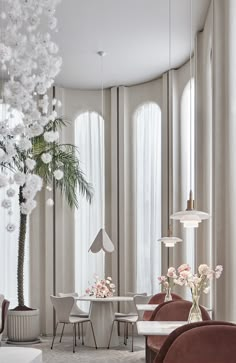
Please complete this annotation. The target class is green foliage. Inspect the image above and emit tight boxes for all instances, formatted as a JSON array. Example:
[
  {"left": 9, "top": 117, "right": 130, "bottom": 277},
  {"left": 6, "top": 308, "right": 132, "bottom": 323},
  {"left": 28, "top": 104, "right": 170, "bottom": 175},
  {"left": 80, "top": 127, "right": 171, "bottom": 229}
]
[
  {"left": 1, "top": 117, "right": 93, "bottom": 208},
  {"left": 33, "top": 118, "right": 93, "bottom": 207}
]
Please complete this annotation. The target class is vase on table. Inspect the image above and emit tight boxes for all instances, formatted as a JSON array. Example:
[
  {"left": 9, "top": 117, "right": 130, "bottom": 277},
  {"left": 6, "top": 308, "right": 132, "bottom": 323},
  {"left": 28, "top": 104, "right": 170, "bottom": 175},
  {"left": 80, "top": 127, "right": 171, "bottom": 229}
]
[
  {"left": 188, "top": 290, "right": 202, "bottom": 323},
  {"left": 164, "top": 287, "right": 172, "bottom": 302}
]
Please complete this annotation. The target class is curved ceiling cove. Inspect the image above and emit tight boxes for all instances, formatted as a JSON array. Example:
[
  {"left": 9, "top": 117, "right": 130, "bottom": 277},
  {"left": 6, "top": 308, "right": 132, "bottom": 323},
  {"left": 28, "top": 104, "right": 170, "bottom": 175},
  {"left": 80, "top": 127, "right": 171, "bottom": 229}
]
[{"left": 55, "top": 0, "right": 211, "bottom": 90}]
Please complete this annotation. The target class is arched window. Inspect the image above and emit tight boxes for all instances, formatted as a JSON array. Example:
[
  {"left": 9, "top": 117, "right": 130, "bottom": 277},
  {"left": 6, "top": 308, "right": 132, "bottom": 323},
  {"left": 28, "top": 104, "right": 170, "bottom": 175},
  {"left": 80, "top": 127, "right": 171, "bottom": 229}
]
[
  {"left": 181, "top": 78, "right": 195, "bottom": 271},
  {"left": 74, "top": 111, "right": 105, "bottom": 298},
  {"left": 134, "top": 102, "right": 162, "bottom": 295},
  {"left": 0, "top": 104, "right": 29, "bottom": 307}
]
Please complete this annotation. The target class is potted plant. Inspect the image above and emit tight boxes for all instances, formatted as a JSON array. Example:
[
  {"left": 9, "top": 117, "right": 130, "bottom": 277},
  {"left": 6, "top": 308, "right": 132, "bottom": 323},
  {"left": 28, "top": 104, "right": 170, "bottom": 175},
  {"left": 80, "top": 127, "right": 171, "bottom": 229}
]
[
  {"left": 0, "top": 0, "right": 90, "bottom": 343},
  {"left": 2, "top": 116, "right": 93, "bottom": 343}
]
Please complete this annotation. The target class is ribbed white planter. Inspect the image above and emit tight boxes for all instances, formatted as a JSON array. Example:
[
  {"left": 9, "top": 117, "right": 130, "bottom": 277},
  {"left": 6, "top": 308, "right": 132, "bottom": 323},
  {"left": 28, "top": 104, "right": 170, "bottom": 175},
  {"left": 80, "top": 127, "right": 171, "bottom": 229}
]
[{"left": 7, "top": 309, "right": 40, "bottom": 344}]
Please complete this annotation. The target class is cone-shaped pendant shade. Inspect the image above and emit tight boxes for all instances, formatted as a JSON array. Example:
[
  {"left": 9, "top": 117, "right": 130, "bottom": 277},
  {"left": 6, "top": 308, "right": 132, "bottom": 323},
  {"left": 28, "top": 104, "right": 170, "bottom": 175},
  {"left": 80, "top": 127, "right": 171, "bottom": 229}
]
[
  {"left": 170, "top": 191, "right": 210, "bottom": 228},
  {"left": 88, "top": 228, "right": 115, "bottom": 253}
]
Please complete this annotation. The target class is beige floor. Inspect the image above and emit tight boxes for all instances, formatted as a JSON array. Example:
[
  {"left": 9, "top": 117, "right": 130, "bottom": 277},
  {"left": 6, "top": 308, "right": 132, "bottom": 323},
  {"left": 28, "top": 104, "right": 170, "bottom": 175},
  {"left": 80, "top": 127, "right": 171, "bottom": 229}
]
[{"left": 2, "top": 336, "right": 146, "bottom": 363}]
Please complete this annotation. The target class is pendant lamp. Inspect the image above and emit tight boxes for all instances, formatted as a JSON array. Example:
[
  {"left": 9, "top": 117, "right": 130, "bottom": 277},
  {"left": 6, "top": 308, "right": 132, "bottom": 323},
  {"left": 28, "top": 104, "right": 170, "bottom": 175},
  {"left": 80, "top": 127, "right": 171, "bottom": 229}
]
[
  {"left": 158, "top": 0, "right": 182, "bottom": 248},
  {"left": 170, "top": 0, "right": 210, "bottom": 228},
  {"left": 88, "top": 51, "right": 114, "bottom": 254},
  {"left": 158, "top": 227, "right": 182, "bottom": 248}
]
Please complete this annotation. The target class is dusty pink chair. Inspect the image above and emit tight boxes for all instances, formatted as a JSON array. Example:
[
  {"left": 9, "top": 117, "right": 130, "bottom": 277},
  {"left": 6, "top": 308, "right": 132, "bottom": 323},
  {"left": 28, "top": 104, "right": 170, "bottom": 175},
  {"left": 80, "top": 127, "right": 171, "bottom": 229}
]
[
  {"left": 154, "top": 321, "right": 236, "bottom": 363},
  {"left": 147, "top": 300, "right": 211, "bottom": 362},
  {"left": 143, "top": 293, "right": 182, "bottom": 321}
]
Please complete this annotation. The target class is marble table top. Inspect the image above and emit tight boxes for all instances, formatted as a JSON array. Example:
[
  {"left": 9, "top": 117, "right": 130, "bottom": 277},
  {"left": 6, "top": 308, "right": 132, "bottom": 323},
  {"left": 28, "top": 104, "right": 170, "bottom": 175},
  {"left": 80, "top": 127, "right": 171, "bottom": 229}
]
[
  {"left": 137, "top": 321, "right": 187, "bottom": 336},
  {"left": 76, "top": 296, "right": 133, "bottom": 302}
]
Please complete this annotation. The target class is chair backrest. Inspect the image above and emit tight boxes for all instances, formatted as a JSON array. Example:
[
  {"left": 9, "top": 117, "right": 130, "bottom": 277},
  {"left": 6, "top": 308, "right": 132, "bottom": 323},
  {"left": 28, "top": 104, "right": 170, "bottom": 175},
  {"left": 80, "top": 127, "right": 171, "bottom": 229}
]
[
  {"left": 0, "top": 299, "right": 10, "bottom": 334},
  {"left": 123, "top": 292, "right": 147, "bottom": 314},
  {"left": 143, "top": 292, "right": 182, "bottom": 320},
  {"left": 58, "top": 292, "right": 86, "bottom": 315},
  {"left": 133, "top": 294, "right": 152, "bottom": 320},
  {"left": 151, "top": 300, "right": 211, "bottom": 322},
  {"left": 147, "top": 300, "right": 211, "bottom": 357},
  {"left": 0, "top": 295, "right": 4, "bottom": 305},
  {"left": 154, "top": 321, "right": 236, "bottom": 363},
  {"left": 50, "top": 295, "right": 74, "bottom": 323}
]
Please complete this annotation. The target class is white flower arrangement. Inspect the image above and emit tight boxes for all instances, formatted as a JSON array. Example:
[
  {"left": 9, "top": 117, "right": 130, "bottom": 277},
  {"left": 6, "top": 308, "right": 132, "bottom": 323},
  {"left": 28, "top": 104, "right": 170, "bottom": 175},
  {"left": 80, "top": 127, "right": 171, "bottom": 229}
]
[
  {"left": 0, "top": 0, "right": 63, "bottom": 224},
  {"left": 53, "top": 169, "right": 63, "bottom": 180},
  {"left": 20, "top": 199, "right": 37, "bottom": 215},
  {"left": 158, "top": 267, "right": 178, "bottom": 291},
  {"left": 44, "top": 130, "right": 59, "bottom": 143},
  {"left": 14, "top": 172, "right": 26, "bottom": 186},
  {"left": 85, "top": 275, "right": 116, "bottom": 298},
  {"left": 25, "top": 158, "right": 36, "bottom": 171},
  {"left": 174, "top": 263, "right": 223, "bottom": 295},
  {"left": 41, "top": 152, "right": 52, "bottom": 164}
]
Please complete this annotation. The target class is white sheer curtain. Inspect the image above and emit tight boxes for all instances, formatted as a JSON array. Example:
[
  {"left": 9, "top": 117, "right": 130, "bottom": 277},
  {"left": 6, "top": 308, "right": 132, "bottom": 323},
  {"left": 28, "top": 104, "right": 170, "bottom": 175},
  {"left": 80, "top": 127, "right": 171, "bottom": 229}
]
[
  {"left": 134, "top": 102, "right": 162, "bottom": 295},
  {"left": 181, "top": 79, "right": 195, "bottom": 274},
  {"left": 0, "top": 105, "right": 29, "bottom": 308},
  {"left": 74, "top": 111, "right": 105, "bottom": 299}
]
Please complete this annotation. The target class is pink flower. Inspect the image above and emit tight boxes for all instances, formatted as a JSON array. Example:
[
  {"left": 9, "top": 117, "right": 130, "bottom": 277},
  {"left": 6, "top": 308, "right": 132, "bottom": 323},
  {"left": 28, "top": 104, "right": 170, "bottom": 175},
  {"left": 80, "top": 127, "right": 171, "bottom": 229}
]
[
  {"left": 198, "top": 264, "right": 210, "bottom": 276},
  {"left": 158, "top": 276, "right": 167, "bottom": 282},
  {"left": 167, "top": 267, "right": 177, "bottom": 278},
  {"left": 215, "top": 265, "right": 223, "bottom": 279},
  {"left": 85, "top": 288, "right": 90, "bottom": 294},
  {"left": 178, "top": 264, "right": 191, "bottom": 273},
  {"left": 179, "top": 270, "right": 191, "bottom": 279}
]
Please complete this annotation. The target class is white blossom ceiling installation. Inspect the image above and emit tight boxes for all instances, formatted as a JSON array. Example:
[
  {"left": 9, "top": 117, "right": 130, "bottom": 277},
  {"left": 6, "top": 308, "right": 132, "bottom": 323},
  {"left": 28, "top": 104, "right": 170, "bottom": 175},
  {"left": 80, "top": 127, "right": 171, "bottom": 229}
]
[{"left": 0, "top": 0, "right": 63, "bottom": 231}]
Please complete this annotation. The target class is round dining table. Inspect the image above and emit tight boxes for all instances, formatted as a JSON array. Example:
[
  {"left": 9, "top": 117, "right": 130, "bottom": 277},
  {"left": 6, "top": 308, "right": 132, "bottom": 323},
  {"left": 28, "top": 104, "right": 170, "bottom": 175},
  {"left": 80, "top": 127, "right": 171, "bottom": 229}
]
[{"left": 76, "top": 296, "right": 133, "bottom": 348}]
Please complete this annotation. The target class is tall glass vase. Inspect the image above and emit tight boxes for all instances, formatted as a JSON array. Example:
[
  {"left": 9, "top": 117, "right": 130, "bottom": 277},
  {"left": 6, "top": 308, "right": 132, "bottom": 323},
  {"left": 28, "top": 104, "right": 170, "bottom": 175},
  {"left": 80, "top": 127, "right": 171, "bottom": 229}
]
[
  {"left": 164, "top": 287, "right": 172, "bottom": 302},
  {"left": 188, "top": 290, "right": 202, "bottom": 323}
]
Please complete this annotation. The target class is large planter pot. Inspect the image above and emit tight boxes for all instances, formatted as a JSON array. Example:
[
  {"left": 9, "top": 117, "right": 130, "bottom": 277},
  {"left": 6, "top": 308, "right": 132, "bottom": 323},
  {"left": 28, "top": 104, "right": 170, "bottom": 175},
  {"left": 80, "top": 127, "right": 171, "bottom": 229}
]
[{"left": 7, "top": 309, "right": 40, "bottom": 344}]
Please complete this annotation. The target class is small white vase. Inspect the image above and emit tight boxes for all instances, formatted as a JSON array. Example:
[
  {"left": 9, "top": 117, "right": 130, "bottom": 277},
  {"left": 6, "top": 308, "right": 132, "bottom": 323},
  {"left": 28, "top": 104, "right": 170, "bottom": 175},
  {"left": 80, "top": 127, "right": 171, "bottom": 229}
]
[{"left": 7, "top": 308, "right": 40, "bottom": 344}]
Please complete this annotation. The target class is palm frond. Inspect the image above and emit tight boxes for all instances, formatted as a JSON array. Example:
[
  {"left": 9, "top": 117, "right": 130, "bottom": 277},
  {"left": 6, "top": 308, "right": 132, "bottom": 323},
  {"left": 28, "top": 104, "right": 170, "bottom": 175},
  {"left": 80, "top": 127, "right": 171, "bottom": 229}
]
[{"left": 33, "top": 141, "right": 93, "bottom": 208}]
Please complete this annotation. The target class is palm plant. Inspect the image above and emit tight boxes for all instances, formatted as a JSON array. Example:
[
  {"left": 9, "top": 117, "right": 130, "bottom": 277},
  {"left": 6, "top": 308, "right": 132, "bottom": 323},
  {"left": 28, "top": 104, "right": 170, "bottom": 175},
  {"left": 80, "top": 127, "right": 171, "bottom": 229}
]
[{"left": 1, "top": 118, "right": 93, "bottom": 310}]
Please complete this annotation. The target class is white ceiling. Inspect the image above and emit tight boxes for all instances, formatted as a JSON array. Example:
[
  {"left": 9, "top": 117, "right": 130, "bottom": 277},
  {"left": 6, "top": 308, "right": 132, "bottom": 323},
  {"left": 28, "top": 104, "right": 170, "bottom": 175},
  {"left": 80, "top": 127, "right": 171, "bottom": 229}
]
[{"left": 54, "top": 0, "right": 211, "bottom": 90}]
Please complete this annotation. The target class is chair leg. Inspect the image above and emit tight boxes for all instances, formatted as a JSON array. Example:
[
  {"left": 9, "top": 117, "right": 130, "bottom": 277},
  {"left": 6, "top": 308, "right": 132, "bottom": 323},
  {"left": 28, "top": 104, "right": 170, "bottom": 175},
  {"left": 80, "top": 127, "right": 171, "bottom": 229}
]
[
  {"left": 75, "top": 323, "right": 77, "bottom": 346},
  {"left": 78, "top": 323, "right": 80, "bottom": 339},
  {"left": 131, "top": 323, "right": 134, "bottom": 352},
  {"left": 90, "top": 321, "right": 97, "bottom": 349},
  {"left": 73, "top": 324, "right": 76, "bottom": 353},
  {"left": 124, "top": 322, "right": 127, "bottom": 345},
  {"left": 107, "top": 320, "right": 116, "bottom": 349},
  {"left": 51, "top": 322, "right": 58, "bottom": 349},
  {"left": 81, "top": 323, "right": 84, "bottom": 345},
  {"left": 59, "top": 323, "right": 65, "bottom": 343},
  {"left": 126, "top": 322, "right": 129, "bottom": 339}
]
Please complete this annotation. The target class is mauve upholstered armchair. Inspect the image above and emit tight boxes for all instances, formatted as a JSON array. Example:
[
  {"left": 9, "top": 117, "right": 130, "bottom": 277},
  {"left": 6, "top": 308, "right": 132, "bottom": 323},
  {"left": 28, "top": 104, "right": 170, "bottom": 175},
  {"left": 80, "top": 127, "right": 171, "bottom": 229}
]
[
  {"left": 154, "top": 321, "right": 236, "bottom": 363},
  {"left": 143, "top": 293, "right": 182, "bottom": 321},
  {"left": 147, "top": 300, "right": 211, "bottom": 363}
]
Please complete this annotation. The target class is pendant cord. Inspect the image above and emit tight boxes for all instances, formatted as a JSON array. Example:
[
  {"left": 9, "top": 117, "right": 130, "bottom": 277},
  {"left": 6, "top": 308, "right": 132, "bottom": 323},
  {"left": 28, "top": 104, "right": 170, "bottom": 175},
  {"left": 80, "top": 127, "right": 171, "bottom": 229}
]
[
  {"left": 169, "top": 0, "right": 171, "bottom": 72},
  {"left": 189, "top": 0, "right": 193, "bottom": 197},
  {"left": 99, "top": 52, "right": 105, "bottom": 228}
]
